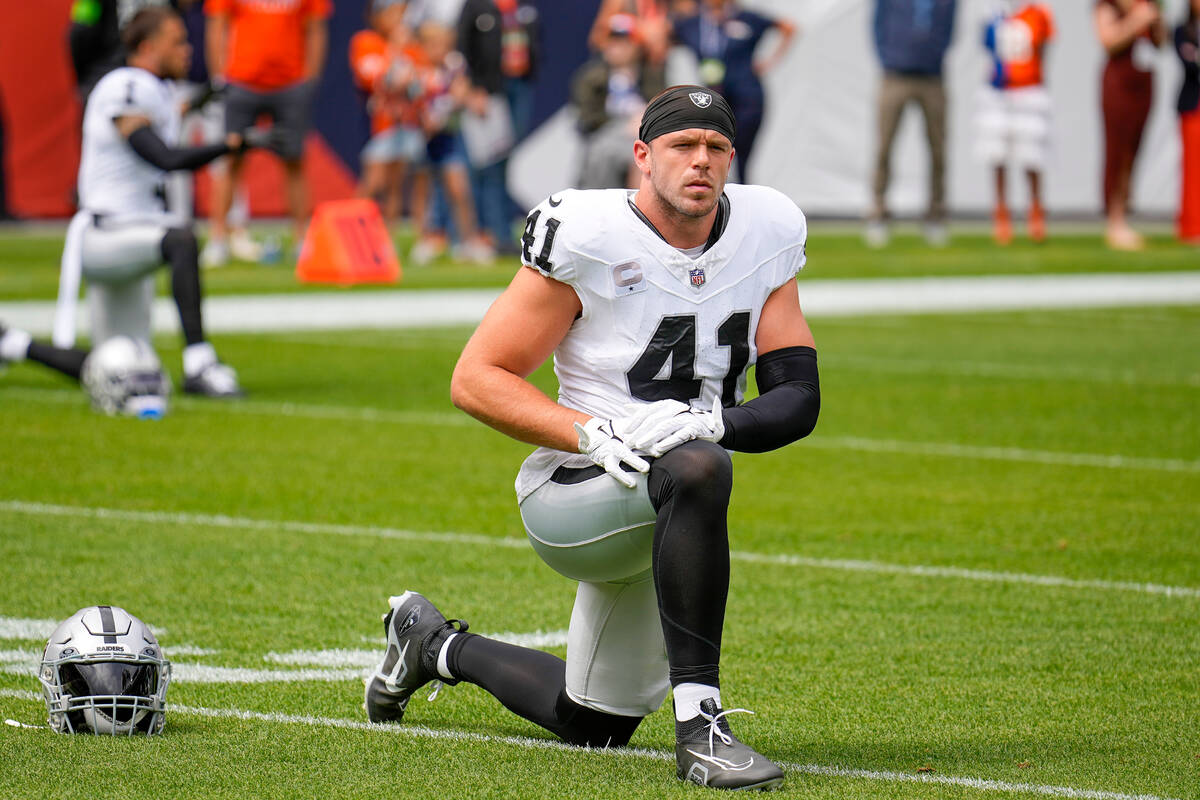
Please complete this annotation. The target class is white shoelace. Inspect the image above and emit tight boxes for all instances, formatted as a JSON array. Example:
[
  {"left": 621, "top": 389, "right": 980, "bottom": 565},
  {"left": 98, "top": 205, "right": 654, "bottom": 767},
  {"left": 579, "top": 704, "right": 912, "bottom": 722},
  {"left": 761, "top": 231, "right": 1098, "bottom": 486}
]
[{"left": 698, "top": 705, "right": 754, "bottom": 756}]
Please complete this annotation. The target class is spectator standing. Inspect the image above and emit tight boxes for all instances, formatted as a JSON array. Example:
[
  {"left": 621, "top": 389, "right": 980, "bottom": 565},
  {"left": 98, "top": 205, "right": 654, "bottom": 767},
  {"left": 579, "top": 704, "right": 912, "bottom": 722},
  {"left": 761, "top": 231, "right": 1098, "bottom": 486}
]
[
  {"left": 975, "top": 1, "right": 1055, "bottom": 245},
  {"left": 350, "top": 0, "right": 429, "bottom": 229},
  {"left": 413, "top": 21, "right": 495, "bottom": 264},
  {"left": 457, "top": 0, "right": 539, "bottom": 252},
  {"left": 590, "top": 0, "right": 674, "bottom": 88},
  {"left": 672, "top": 0, "right": 796, "bottom": 183},
  {"left": 572, "top": 14, "right": 665, "bottom": 189},
  {"left": 866, "top": 0, "right": 957, "bottom": 248},
  {"left": 1094, "top": 0, "right": 1165, "bottom": 251},
  {"left": 1175, "top": 0, "right": 1200, "bottom": 242},
  {"left": 203, "top": 0, "right": 332, "bottom": 266}
]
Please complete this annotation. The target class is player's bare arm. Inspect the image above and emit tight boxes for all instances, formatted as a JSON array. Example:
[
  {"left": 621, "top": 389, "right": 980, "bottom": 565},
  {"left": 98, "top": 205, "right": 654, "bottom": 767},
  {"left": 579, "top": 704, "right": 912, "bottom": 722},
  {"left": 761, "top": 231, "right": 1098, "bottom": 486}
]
[
  {"left": 451, "top": 267, "right": 588, "bottom": 452},
  {"left": 755, "top": 278, "right": 816, "bottom": 354}
]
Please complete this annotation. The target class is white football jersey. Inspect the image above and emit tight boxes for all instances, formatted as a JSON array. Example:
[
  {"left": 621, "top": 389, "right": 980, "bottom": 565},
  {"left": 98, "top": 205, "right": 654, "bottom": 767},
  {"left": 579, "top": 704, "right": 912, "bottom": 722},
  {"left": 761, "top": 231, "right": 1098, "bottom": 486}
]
[
  {"left": 514, "top": 183, "right": 807, "bottom": 501},
  {"left": 78, "top": 67, "right": 181, "bottom": 222}
]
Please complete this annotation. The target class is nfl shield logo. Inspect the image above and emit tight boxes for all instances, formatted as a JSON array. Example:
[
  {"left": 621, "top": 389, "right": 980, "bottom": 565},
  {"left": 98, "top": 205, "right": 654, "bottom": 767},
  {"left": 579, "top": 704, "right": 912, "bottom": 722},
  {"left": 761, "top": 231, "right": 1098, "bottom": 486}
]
[
  {"left": 689, "top": 267, "right": 706, "bottom": 287},
  {"left": 689, "top": 92, "right": 712, "bottom": 108}
]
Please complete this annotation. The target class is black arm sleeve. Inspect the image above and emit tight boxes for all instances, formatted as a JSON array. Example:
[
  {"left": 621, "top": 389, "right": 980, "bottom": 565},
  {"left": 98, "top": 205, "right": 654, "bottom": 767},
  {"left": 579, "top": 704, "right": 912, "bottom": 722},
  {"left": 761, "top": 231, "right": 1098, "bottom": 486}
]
[
  {"left": 127, "top": 125, "right": 232, "bottom": 172},
  {"left": 717, "top": 345, "right": 820, "bottom": 453}
]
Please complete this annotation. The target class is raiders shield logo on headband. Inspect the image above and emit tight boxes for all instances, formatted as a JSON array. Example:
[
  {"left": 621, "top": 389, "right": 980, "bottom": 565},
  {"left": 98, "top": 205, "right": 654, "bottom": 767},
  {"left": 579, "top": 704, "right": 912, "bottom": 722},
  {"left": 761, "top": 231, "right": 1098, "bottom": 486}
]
[{"left": 689, "top": 92, "right": 713, "bottom": 108}]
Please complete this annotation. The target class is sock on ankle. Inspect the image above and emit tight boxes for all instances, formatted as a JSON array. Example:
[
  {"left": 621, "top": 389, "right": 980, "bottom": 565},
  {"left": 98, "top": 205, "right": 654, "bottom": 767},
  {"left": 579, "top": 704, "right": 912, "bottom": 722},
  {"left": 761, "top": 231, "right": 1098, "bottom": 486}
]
[
  {"left": 435, "top": 632, "right": 459, "bottom": 681},
  {"left": 183, "top": 342, "right": 217, "bottom": 378},
  {"left": 674, "top": 683, "right": 721, "bottom": 722}
]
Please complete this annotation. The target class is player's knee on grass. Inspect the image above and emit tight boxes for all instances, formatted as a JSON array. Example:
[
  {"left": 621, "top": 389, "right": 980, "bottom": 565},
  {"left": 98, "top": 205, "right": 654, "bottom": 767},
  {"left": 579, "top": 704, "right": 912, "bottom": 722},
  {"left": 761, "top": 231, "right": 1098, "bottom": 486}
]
[{"left": 553, "top": 688, "right": 643, "bottom": 748}]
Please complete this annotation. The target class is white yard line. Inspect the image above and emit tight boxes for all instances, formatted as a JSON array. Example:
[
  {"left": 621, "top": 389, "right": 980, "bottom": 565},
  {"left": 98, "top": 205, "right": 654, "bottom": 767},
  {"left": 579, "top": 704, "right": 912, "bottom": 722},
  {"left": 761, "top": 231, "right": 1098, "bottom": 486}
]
[
  {"left": 6, "top": 386, "right": 1197, "bottom": 473},
  {"left": 3, "top": 272, "right": 1200, "bottom": 336},
  {"left": 805, "top": 436, "right": 1200, "bottom": 473},
  {"left": 1, "top": 628, "right": 568, "bottom": 684},
  {"left": 0, "top": 618, "right": 61, "bottom": 640},
  {"left": 1, "top": 501, "right": 1196, "bottom": 599},
  {"left": 828, "top": 355, "right": 1200, "bottom": 388},
  {"left": 0, "top": 688, "right": 1184, "bottom": 800}
]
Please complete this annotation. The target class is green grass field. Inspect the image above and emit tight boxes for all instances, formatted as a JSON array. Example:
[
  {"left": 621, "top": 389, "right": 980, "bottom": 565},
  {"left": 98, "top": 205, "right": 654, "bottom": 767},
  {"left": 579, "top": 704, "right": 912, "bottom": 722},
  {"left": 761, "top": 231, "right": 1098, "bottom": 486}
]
[{"left": 0, "top": 227, "right": 1197, "bottom": 799}]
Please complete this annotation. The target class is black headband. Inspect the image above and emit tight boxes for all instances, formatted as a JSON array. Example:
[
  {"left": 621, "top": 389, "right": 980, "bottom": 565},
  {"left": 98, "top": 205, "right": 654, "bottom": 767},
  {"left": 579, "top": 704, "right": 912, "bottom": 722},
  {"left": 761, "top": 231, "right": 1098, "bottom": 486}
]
[{"left": 638, "top": 85, "right": 737, "bottom": 145}]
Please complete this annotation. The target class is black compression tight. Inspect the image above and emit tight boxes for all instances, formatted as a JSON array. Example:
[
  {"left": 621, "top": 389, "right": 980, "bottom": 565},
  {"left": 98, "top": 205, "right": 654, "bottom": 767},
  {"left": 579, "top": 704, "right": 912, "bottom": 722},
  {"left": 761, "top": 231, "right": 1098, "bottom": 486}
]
[
  {"left": 161, "top": 228, "right": 204, "bottom": 346},
  {"left": 26, "top": 342, "right": 88, "bottom": 380},
  {"left": 646, "top": 440, "right": 733, "bottom": 688},
  {"left": 446, "top": 633, "right": 643, "bottom": 747}
]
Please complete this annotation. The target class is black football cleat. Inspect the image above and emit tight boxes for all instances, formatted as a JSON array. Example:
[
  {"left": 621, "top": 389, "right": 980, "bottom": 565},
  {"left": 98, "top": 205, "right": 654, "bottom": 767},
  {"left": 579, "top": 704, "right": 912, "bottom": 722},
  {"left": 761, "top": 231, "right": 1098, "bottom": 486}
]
[
  {"left": 675, "top": 698, "right": 784, "bottom": 790},
  {"left": 364, "top": 591, "right": 468, "bottom": 724}
]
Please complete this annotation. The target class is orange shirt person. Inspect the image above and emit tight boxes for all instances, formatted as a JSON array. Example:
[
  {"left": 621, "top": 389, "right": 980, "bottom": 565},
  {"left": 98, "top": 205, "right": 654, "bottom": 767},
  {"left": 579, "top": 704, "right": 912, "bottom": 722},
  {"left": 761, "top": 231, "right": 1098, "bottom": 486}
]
[
  {"left": 349, "top": 0, "right": 431, "bottom": 228},
  {"left": 985, "top": 3, "right": 1054, "bottom": 89},
  {"left": 202, "top": 0, "right": 332, "bottom": 265},
  {"left": 977, "top": 2, "right": 1056, "bottom": 244}
]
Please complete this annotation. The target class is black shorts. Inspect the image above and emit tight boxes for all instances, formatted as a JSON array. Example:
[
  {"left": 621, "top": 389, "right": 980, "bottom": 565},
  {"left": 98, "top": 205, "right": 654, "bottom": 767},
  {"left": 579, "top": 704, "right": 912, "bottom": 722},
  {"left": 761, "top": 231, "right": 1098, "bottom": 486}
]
[{"left": 224, "top": 80, "right": 316, "bottom": 161}]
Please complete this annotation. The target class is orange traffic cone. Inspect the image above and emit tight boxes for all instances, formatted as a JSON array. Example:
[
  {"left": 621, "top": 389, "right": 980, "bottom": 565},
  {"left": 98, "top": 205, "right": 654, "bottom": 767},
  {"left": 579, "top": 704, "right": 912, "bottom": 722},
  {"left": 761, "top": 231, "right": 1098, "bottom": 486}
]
[{"left": 296, "top": 198, "right": 401, "bottom": 285}]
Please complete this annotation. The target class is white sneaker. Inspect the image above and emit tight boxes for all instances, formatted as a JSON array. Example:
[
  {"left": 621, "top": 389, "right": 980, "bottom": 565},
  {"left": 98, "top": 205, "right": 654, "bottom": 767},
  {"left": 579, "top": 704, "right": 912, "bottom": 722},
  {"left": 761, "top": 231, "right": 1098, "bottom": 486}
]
[
  {"left": 864, "top": 220, "right": 889, "bottom": 249},
  {"left": 452, "top": 239, "right": 496, "bottom": 265},
  {"left": 200, "top": 239, "right": 229, "bottom": 269},
  {"left": 409, "top": 238, "right": 444, "bottom": 266},
  {"left": 230, "top": 230, "right": 264, "bottom": 262}
]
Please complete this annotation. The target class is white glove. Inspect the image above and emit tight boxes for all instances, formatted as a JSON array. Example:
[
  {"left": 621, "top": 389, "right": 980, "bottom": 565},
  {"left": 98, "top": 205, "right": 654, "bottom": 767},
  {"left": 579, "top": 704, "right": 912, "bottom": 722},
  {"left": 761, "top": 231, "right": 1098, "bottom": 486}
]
[
  {"left": 574, "top": 417, "right": 650, "bottom": 489},
  {"left": 624, "top": 395, "right": 725, "bottom": 457},
  {"left": 613, "top": 399, "right": 691, "bottom": 442}
]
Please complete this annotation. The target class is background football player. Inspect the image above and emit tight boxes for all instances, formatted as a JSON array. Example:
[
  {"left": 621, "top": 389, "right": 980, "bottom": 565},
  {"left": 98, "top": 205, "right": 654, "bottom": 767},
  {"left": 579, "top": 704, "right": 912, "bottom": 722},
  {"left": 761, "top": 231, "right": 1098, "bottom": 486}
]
[
  {"left": 51, "top": 6, "right": 282, "bottom": 397},
  {"left": 363, "top": 86, "right": 820, "bottom": 791}
]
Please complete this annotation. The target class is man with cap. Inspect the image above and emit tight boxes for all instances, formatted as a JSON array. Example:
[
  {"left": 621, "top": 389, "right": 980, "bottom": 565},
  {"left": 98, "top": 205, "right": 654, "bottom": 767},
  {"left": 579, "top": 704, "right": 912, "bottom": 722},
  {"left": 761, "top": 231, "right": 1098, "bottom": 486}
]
[{"left": 363, "top": 85, "right": 819, "bottom": 791}]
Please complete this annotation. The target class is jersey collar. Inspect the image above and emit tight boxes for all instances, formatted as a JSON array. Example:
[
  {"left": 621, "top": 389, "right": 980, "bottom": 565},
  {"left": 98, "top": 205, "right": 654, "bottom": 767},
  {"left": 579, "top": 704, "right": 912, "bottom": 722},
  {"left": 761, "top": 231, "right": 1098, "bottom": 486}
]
[{"left": 626, "top": 191, "right": 730, "bottom": 254}]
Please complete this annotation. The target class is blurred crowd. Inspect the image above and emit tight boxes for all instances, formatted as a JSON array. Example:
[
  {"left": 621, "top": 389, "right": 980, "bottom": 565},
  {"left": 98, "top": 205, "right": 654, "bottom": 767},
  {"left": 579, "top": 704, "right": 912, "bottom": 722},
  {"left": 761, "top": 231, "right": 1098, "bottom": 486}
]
[
  {"left": 869, "top": 0, "right": 1199, "bottom": 250},
  {"left": 2, "top": 0, "right": 1191, "bottom": 258},
  {"left": 52, "top": 0, "right": 799, "bottom": 267},
  {"left": 347, "top": 0, "right": 796, "bottom": 264}
]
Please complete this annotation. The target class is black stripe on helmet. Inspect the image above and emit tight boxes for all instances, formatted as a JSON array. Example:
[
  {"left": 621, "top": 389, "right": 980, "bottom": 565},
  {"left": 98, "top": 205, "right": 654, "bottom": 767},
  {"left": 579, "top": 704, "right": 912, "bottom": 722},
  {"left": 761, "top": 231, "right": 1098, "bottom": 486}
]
[{"left": 97, "top": 605, "right": 119, "bottom": 644}]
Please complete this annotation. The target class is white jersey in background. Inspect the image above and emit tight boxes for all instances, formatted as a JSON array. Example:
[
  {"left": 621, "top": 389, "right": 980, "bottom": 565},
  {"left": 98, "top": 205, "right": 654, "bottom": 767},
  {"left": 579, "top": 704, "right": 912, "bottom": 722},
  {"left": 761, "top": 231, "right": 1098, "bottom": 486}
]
[
  {"left": 514, "top": 183, "right": 808, "bottom": 501},
  {"left": 78, "top": 66, "right": 181, "bottom": 223}
]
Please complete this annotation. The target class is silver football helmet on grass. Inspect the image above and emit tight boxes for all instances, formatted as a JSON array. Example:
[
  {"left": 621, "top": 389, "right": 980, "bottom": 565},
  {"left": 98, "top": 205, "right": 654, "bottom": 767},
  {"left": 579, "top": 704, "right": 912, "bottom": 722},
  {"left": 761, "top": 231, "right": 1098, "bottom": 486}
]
[
  {"left": 39, "top": 605, "right": 170, "bottom": 735},
  {"left": 81, "top": 336, "right": 170, "bottom": 418}
]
